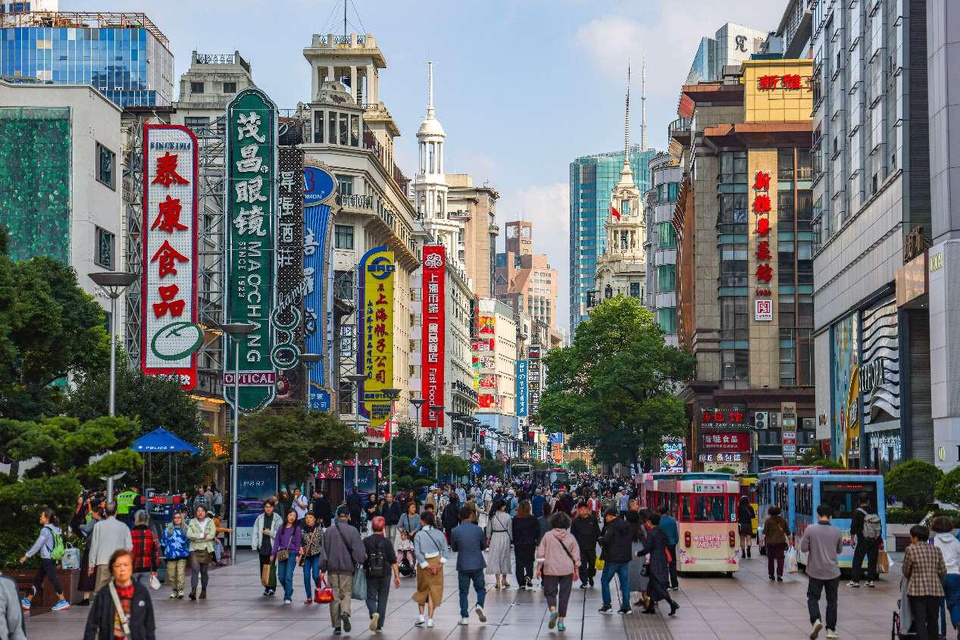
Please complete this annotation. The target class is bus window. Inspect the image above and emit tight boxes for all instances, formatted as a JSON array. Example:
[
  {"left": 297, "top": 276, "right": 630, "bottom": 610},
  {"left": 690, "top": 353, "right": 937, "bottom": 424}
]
[
  {"left": 681, "top": 495, "right": 691, "bottom": 522},
  {"left": 727, "top": 496, "right": 737, "bottom": 522},
  {"left": 694, "top": 495, "right": 726, "bottom": 522},
  {"left": 820, "top": 481, "right": 878, "bottom": 519}
]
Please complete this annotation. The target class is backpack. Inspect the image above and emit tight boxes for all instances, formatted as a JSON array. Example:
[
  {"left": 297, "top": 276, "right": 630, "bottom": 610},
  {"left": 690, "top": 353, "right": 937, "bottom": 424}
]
[
  {"left": 365, "top": 541, "right": 387, "bottom": 578},
  {"left": 859, "top": 509, "right": 882, "bottom": 539},
  {"left": 46, "top": 525, "right": 65, "bottom": 562}
]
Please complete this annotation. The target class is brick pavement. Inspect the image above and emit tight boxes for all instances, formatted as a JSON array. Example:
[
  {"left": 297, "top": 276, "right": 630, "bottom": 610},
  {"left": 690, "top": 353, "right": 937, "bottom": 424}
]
[{"left": 24, "top": 548, "right": 902, "bottom": 639}]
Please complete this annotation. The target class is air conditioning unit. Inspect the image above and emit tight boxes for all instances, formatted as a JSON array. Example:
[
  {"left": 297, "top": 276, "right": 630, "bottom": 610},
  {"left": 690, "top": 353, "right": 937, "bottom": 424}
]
[
  {"left": 754, "top": 411, "right": 769, "bottom": 429},
  {"left": 802, "top": 417, "right": 816, "bottom": 430}
]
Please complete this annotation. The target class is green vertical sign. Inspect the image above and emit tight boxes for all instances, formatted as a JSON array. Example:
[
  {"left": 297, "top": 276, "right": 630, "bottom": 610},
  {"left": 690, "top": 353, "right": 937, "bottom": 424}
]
[{"left": 224, "top": 88, "right": 277, "bottom": 412}]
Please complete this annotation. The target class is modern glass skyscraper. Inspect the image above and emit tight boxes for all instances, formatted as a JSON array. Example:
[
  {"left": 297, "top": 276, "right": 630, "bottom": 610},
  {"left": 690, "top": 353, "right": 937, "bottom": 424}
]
[
  {"left": 0, "top": 11, "right": 174, "bottom": 108},
  {"left": 569, "top": 144, "right": 656, "bottom": 330}
]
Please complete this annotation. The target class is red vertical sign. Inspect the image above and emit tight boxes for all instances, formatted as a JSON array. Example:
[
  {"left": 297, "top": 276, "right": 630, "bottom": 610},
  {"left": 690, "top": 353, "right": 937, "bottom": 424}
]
[{"left": 422, "top": 245, "right": 446, "bottom": 428}]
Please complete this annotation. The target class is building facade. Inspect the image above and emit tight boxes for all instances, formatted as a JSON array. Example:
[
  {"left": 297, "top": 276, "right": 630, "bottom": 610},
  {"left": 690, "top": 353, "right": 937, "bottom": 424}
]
[
  {"left": 645, "top": 152, "right": 681, "bottom": 344},
  {"left": 0, "top": 10, "right": 174, "bottom": 108},
  {"left": 474, "top": 297, "right": 517, "bottom": 420},
  {"left": 173, "top": 51, "right": 254, "bottom": 127},
  {"left": 495, "top": 221, "right": 559, "bottom": 332},
  {"left": 685, "top": 23, "right": 769, "bottom": 85},
  {"left": 448, "top": 173, "right": 499, "bottom": 298}
]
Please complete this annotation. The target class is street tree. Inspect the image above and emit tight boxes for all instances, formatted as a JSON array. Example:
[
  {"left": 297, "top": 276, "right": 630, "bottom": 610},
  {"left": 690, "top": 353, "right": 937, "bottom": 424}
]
[
  {"left": 568, "top": 459, "right": 589, "bottom": 473},
  {"left": 539, "top": 296, "right": 695, "bottom": 470},
  {"left": 239, "top": 407, "right": 363, "bottom": 487}
]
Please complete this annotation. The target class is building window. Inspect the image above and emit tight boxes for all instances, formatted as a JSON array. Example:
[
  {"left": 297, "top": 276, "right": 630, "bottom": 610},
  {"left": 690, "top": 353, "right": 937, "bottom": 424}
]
[
  {"left": 96, "top": 142, "right": 115, "bottom": 190},
  {"left": 630, "top": 282, "right": 641, "bottom": 298},
  {"left": 190, "top": 81, "right": 204, "bottom": 94},
  {"left": 95, "top": 226, "right": 114, "bottom": 269},
  {"left": 183, "top": 116, "right": 210, "bottom": 130},
  {"left": 657, "top": 264, "right": 677, "bottom": 291},
  {"left": 314, "top": 110, "right": 324, "bottom": 143},
  {"left": 334, "top": 224, "right": 354, "bottom": 250},
  {"left": 222, "top": 81, "right": 237, "bottom": 94},
  {"left": 336, "top": 175, "right": 354, "bottom": 196}
]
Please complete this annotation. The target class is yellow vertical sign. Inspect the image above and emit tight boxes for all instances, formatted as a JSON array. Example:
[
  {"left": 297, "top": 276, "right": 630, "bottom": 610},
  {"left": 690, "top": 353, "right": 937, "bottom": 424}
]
[{"left": 359, "top": 246, "right": 395, "bottom": 434}]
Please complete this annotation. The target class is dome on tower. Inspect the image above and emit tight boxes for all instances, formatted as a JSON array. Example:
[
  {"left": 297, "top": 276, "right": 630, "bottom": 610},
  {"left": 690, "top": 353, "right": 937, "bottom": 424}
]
[{"left": 417, "top": 116, "right": 445, "bottom": 137}]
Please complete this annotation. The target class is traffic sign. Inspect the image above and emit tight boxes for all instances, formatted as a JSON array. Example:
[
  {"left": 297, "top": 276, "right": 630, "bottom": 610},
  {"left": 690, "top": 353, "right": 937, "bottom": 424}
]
[
  {"left": 470, "top": 451, "right": 481, "bottom": 463},
  {"left": 471, "top": 462, "right": 482, "bottom": 475}
]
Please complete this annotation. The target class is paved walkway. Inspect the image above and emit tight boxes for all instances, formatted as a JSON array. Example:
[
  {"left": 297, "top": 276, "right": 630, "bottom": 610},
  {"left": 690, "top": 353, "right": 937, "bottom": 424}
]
[{"left": 26, "top": 549, "right": 902, "bottom": 639}]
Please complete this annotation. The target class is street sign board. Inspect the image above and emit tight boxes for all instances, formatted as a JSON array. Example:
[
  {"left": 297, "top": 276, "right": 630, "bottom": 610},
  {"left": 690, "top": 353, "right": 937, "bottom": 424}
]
[
  {"left": 470, "top": 451, "right": 481, "bottom": 463},
  {"left": 471, "top": 462, "right": 482, "bottom": 475}
]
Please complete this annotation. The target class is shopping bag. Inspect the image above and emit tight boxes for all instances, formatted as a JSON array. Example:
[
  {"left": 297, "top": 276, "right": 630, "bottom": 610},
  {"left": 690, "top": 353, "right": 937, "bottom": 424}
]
[
  {"left": 786, "top": 547, "right": 799, "bottom": 573},
  {"left": 149, "top": 575, "right": 161, "bottom": 590},
  {"left": 60, "top": 545, "right": 81, "bottom": 570},
  {"left": 261, "top": 562, "right": 277, "bottom": 588},
  {"left": 352, "top": 565, "right": 367, "bottom": 600},
  {"left": 595, "top": 557, "right": 605, "bottom": 571},
  {"left": 878, "top": 550, "right": 890, "bottom": 574},
  {"left": 759, "top": 544, "right": 767, "bottom": 556},
  {"left": 315, "top": 576, "right": 334, "bottom": 603}
]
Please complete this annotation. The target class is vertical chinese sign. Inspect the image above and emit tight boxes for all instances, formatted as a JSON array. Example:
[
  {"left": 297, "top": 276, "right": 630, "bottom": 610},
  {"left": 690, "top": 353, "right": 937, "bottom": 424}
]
[
  {"left": 516, "top": 360, "right": 528, "bottom": 418},
  {"left": 302, "top": 163, "right": 337, "bottom": 411},
  {"left": 142, "top": 125, "right": 199, "bottom": 389},
  {"left": 358, "top": 246, "right": 395, "bottom": 439},
  {"left": 421, "top": 245, "right": 446, "bottom": 428},
  {"left": 225, "top": 88, "right": 278, "bottom": 411},
  {"left": 753, "top": 169, "right": 774, "bottom": 321},
  {"left": 272, "top": 147, "right": 305, "bottom": 403},
  {"left": 476, "top": 314, "right": 497, "bottom": 410}
]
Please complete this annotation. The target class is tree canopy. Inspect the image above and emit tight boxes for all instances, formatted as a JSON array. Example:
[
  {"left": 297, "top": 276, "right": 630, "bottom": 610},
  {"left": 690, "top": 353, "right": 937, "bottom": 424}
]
[{"left": 538, "top": 296, "right": 695, "bottom": 470}]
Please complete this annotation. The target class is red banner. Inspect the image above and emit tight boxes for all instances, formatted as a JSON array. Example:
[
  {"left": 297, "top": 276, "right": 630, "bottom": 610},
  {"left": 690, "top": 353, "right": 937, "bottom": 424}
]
[
  {"left": 701, "top": 432, "right": 751, "bottom": 452},
  {"left": 421, "top": 245, "right": 446, "bottom": 428}
]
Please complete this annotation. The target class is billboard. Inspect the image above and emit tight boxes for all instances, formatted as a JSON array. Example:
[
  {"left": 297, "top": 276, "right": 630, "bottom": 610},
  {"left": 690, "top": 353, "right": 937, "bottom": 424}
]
[
  {"left": 142, "top": 124, "right": 199, "bottom": 390},
  {"left": 421, "top": 245, "right": 446, "bottom": 428},
  {"left": 234, "top": 463, "right": 279, "bottom": 546},
  {"left": 302, "top": 163, "right": 337, "bottom": 411},
  {"left": 273, "top": 147, "right": 305, "bottom": 403},
  {"left": 516, "top": 360, "right": 528, "bottom": 418},
  {"left": 225, "top": 88, "right": 278, "bottom": 412},
  {"left": 358, "top": 246, "right": 395, "bottom": 437},
  {"left": 660, "top": 438, "right": 684, "bottom": 473}
]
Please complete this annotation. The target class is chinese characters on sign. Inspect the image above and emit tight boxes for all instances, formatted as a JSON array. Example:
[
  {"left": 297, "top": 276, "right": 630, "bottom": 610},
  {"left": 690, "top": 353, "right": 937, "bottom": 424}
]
[
  {"left": 516, "top": 359, "right": 529, "bottom": 418},
  {"left": 701, "top": 432, "right": 751, "bottom": 452},
  {"left": 700, "top": 410, "right": 746, "bottom": 426},
  {"left": 698, "top": 453, "right": 743, "bottom": 463},
  {"left": 757, "top": 74, "right": 811, "bottom": 91},
  {"left": 358, "top": 246, "right": 396, "bottom": 438},
  {"left": 528, "top": 344, "right": 542, "bottom": 417},
  {"left": 753, "top": 170, "right": 774, "bottom": 321},
  {"left": 421, "top": 245, "right": 446, "bottom": 428},
  {"left": 225, "top": 88, "right": 278, "bottom": 412},
  {"left": 142, "top": 125, "right": 198, "bottom": 390}
]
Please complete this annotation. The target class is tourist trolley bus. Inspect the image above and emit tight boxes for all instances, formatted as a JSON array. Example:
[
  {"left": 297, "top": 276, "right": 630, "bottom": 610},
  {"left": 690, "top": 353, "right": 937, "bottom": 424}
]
[
  {"left": 758, "top": 468, "right": 885, "bottom": 569},
  {"left": 644, "top": 473, "right": 741, "bottom": 574}
]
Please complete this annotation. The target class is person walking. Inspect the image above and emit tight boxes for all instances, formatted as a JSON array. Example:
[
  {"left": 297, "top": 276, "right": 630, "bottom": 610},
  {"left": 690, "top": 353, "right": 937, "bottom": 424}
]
[
  {"left": 450, "top": 505, "right": 488, "bottom": 626},
  {"left": 538, "top": 502, "right": 554, "bottom": 543},
  {"left": 0, "top": 569, "right": 26, "bottom": 640},
  {"left": 270, "top": 508, "right": 302, "bottom": 605},
  {"left": 657, "top": 504, "right": 680, "bottom": 590},
  {"left": 486, "top": 499, "right": 513, "bottom": 590},
  {"left": 253, "top": 500, "right": 281, "bottom": 596},
  {"left": 292, "top": 488, "right": 309, "bottom": 523},
  {"left": 737, "top": 496, "right": 756, "bottom": 560},
  {"left": 571, "top": 502, "right": 601, "bottom": 588},
  {"left": 87, "top": 502, "right": 133, "bottom": 595},
  {"left": 161, "top": 511, "right": 189, "bottom": 599},
  {"left": 363, "top": 516, "right": 400, "bottom": 633},
  {"left": 932, "top": 515, "right": 960, "bottom": 639},
  {"left": 512, "top": 500, "right": 539, "bottom": 589},
  {"left": 19, "top": 508, "right": 70, "bottom": 612},
  {"left": 346, "top": 487, "right": 364, "bottom": 532},
  {"left": 398, "top": 501, "right": 421, "bottom": 542},
  {"left": 129, "top": 510, "right": 160, "bottom": 590},
  {"left": 442, "top": 492, "right": 461, "bottom": 543},
  {"left": 321, "top": 506, "right": 367, "bottom": 635},
  {"left": 83, "top": 549, "right": 156, "bottom": 640},
  {"left": 536, "top": 511, "right": 580, "bottom": 632},
  {"left": 799, "top": 504, "right": 844, "bottom": 639},
  {"left": 598, "top": 507, "right": 632, "bottom": 615},
  {"left": 382, "top": 493, "right": 402, "bottom": 544},
  {"left": 635, "top": 513, "right": 679, "bottom": 616},
  {"left": 761, "top": 505, "right": 791, "bottom": 582},
  {"left": 299, "top": 513, "right": 324, "bottom": 605},
  {"left": 412, "top": 511, "right": 448, "bottom": 628},
  {"left": 186, "top": 504, "right": 216, "bottom": 601},
  {"left": 848, "top": 492, "right": 882, "bottom": 588},
  {"left": 312, "top": 489, "right": 334, "bottom": 529},
  {"left": 211, "top": 485, "right": 223, "bottom": 518},
  {"left": 903, "top": 524, "right": 947, "bottom": 640}
]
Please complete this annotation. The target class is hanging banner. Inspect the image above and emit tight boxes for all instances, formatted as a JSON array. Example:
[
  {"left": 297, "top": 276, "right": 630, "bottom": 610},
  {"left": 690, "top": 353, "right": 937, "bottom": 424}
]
[
  {"left": 358, "top": 246, "right": 395, "bottom": 436},
  {"left": 302, "top": 163, "right": 337, "bottom": 411},
  {"left": 421, "top": 245, "right": 446, "bottom": 428},
  {"left": 224, "top": 88, "right": 278, "bottom": 412},
  {"left": 273, "top": 147, "right": 305, "bottom": 403},
  {"left": 142, "top": 125, "right": 200, "bottom": 390},
  {"left": 516, "top": 359, "right": 529, "bottom": 418}
]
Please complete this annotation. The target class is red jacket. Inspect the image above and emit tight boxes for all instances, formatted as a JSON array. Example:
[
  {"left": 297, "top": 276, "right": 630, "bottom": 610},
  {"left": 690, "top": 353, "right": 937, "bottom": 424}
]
[{"left": 131, "top": 525, "right": 160, "bottom": 572}]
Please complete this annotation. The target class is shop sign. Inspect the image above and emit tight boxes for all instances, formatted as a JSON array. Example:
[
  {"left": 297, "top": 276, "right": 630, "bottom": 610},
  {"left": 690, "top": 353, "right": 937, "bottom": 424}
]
[
  {"left": 516, "top": 360, "right": 528, "bottom": 418},
  {"left": 693, "top": 483, "right": 725, "bottom": 494},
  {"left": 698, "top": 453, "right": 743, "bottom": 463},
  {"left": 701, "top": 409, "right": 747, "bottom": 427},
  {"left": 302, "top": 163, "right": 336, "bottom": 411},
  {"left": 142, "top": 125, "right": 200, "bottom": 390},
  {"left": 660, "top": 438, "right": 684, "bottom": 473},
  {"left": 272, "top": 147, "right": 305, "bottom": 403},
  {"left": 358, "top": 246, "right": 395, "bottom": 435},
  {"left": 757, "top": 74, "right": 811, "bottom": 91},
  {"left": 753, "top": 170, "right": 774, "bottom": 317},
  {"left": 422, "top": 245, "right": 446, "bottom": 428},
  {"left": 702, "top": 432, "right": 751, "bottom": 452},
  {"left": 225, "top": 88, "right": 278, "bottom": 412}
]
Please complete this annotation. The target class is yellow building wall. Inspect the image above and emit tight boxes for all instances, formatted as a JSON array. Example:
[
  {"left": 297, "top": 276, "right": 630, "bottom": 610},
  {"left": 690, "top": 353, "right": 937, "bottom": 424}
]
[{"left": 742, "top": 59, "right": 814, "bottom": 124}]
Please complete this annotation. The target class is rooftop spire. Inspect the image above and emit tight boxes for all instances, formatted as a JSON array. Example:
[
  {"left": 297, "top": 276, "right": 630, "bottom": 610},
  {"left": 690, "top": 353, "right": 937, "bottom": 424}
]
[
  {"left": 427, "top": 60, "right": 435, "bottom": 118},
  {"left": 622, "top": 62, "right": 632, "bottom": 174},
  {"left": 641, "top": 54, "right": 647, "bottom": 152}
]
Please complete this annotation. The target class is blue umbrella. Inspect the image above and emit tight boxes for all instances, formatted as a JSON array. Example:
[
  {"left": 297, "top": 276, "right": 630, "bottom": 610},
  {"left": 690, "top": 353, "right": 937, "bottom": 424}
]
[{"left": 131, "top": 427, "right": 200, "bottom": 455}]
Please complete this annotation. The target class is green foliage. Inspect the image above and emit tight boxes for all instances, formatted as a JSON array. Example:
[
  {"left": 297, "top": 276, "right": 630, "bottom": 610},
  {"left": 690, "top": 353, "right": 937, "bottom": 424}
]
[
  {"left": 240, "top": 407, "right": 363, "bottom": 487},
  {"left": 567, "top": 459, "right": 588, "bottom": 473},
  {"left": 713, "top": 466, "right": 737, "bottom": 474},
  {"left": 886, "top": 460, "right": 944, "bottom": 508},
  {"left": 438, "top": 454, "right": 469, "bottom": 479},
  {"left": 810, "top": 458, "right": 845, "bottom": 470},
  {"left": 0, "top": 256, "right": 109, "bottom": 419},
  {"left": 885, "top": 506, "right": 960, "bottom": 526},
  {"left": 479, "top": 457, "right": 503, "bottom": 478},
  {"left": 539, "top": 296, "right": 695, "bottom": 469},
  {"left": 936, "top": 466, "right": 960, "bottom": 505}
]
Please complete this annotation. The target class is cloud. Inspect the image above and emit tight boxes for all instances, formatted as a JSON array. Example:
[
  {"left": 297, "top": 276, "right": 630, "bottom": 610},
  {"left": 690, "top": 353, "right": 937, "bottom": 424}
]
[{"left": 497, "top": 182, "right": 571, "bottom": 329}]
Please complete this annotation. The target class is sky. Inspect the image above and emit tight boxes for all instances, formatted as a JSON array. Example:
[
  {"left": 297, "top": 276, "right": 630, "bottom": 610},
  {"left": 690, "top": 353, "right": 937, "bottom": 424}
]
[{"left": 64, "top": 0, "right": 785, "bottom": 330}]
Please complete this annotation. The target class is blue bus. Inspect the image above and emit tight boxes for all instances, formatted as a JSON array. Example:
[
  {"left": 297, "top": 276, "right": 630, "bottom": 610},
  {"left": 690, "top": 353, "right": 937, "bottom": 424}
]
[{"left": 758, "top": 468, "right": 884, "bottom": 569}]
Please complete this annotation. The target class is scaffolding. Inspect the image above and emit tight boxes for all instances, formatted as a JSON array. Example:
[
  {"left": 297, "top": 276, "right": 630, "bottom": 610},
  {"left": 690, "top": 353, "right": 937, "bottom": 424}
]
[{"left": 121, "top": 114, "right": 144, "bottom": 366}]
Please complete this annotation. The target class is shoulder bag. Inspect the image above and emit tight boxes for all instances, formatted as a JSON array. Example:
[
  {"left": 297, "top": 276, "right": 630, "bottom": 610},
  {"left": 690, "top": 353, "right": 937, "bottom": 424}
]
[
  {"left": 553, "top": 531, "right": 577, "bottom": 569},
  {"left": 108, "top": 582, "right": 132, "bottom": 640},
  {"left": 299, "top": 528, "right": 319, "bottom": 567}
]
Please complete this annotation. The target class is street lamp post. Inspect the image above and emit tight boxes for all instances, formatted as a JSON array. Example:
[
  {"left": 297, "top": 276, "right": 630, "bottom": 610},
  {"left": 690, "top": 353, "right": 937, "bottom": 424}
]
[
  {"left": 300, "top": 353, "right": 323, "bottom": 408},
  {"left": 88, "top": 271, "right": 138, "bottom": 417},
  {"left": 345, "top": 374, "right": 368, "bottom": 492},
  {"left": 221, "top": 322, "right": 257, "bottom": 567},
  {"left": 429, "top": 404, "right": 444, "bottom": 482},
  {"left": 410, "top": 396, "right": 426, "bottom": 460},
  {"left": 382, "top": 388, "right": 401, "bottom": 495}
]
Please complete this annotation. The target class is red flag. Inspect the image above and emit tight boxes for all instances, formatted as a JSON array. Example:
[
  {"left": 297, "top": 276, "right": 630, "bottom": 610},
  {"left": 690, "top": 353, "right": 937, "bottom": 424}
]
[{"left": 611, "top": 205, "right": 621, "bottom": 220}]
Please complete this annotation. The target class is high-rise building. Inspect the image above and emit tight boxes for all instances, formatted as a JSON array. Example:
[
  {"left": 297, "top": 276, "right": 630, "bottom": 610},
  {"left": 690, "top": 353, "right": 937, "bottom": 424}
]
[
  {"left": 645, "top": 151, "right": 681, "bottom": 345},
  {"left": 0, "top": 0, "right": 57, "bottom": 14},
  {"left": 0, "top": 10, "right": 174, "bottom": 108},
  {"left": 684, "top": 23, "right": 769, "bottom": 85},
  {"left": 495, "top": 221, "right": 558, "bottom": 332},
  {"left": 448, "top": 173, "right": 499, "bottom": 298}
]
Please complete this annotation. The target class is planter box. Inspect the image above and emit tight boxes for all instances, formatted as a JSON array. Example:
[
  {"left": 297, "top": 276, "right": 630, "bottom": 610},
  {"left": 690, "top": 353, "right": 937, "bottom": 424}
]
[{"left": 6, "top": 568, "right": 81, "bottom": 606}]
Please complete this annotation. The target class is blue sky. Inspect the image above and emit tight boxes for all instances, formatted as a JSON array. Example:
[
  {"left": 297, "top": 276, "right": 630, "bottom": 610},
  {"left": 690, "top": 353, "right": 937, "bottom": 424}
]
[{"left": 65, "top": 0, "right": 784, "bottom": 329}]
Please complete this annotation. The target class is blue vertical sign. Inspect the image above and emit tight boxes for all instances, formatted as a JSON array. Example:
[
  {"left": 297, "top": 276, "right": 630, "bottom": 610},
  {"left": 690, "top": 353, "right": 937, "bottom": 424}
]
[
  {"left": 303, "top": 165, "right": 336, "bottom": 410},
  {"left": 516, "top": 360, "right": 528, "bottom": 418}
]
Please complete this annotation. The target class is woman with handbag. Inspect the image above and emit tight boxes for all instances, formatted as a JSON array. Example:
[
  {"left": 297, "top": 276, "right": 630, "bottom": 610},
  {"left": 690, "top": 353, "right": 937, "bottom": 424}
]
[
  {"left": 186, "top": 504, "right": 216, "bottom": 601},
  {"left": 761, "top": 505, "right": 791, "bottom": 582},
  {"left": 299, "top": 513, "right": 323, "bottom": 604},
  {"left": 536, "top": 511, "right": 581, "bottom": 632},
  {"left": 83, "top": 549, "right": 156, "bottom": 640},
  {"left": 270, "top": 508, "right": 302, "bottom": 605},
  {"left": 485, "top": 498, "right": 513, "bottom": 589},
  {"left": 412, "top": 511, "right": 448, "bottom": 629}
]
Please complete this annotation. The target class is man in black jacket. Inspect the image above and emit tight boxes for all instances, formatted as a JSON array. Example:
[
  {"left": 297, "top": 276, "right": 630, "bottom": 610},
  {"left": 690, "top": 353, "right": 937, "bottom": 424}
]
[
  {"left": 571, "top": 502, "right": 601, "bottom": 588},
  {"left": 312, "top": 489, "right": 333, "bottom": 528},
  {"left": 346, "top": 487, "right": 364, "bottom": 532},
  {"left": 442, "top": 492, "right": 461, "bottom": 542},
  {"left": 382, "top": 492, "right": 402, "bottom": 544},
  {"left": 849, "top": 493, "right": 880, "bottom": 588},
  {"left": 598, "top": 508, "right": 633, "bottom": 615}
]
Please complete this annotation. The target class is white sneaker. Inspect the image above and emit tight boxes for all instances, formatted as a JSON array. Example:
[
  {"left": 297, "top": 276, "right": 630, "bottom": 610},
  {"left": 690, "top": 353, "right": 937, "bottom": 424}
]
[
  {"left": 865, "top": 580, "right": 875, "bottom": 588},
  {"left": 475, "top": 605, "right": 487, "bottom": 622},
  {"left": 369, "top": 613, "right": 379, "bottom": 632},
  {"left": 825, "top": 631, "right": 837, "bottom": 639},
  {"left": 426, "top": 619, "right": 434, "bottom": 629},
  {"left": 810, "top": 619, "right": 823, "bottom": 639},
  {"left": 460, "top": 618, "right": 469, "bottom": 626},
  {"left": 846, "top": 581, "right": 860, "bottom": 588},
  {"left": 415, "top": 615, "right": 425, "bottom": 626}
]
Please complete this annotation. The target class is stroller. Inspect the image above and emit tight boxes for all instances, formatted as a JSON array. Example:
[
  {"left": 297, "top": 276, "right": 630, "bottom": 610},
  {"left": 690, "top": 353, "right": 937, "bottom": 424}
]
[
  {"left": 397, "top": 532, "right": 416, "bottom": 578},
  {"left": 892, "top": 577, "right": 916, "bottom": 639}
]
